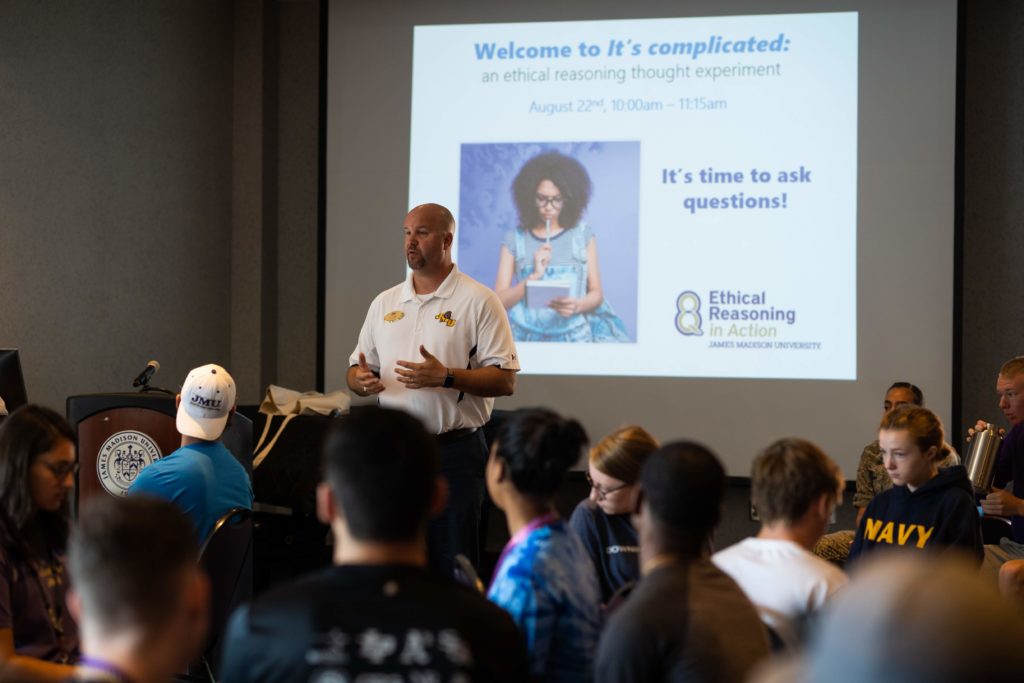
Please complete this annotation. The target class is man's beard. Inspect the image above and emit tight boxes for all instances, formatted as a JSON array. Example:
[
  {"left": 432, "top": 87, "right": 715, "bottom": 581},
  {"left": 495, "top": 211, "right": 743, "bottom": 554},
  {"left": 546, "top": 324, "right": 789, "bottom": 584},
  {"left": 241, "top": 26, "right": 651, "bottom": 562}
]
[{"left": 407, "top": 251, "right": 425, "bottom": 269}]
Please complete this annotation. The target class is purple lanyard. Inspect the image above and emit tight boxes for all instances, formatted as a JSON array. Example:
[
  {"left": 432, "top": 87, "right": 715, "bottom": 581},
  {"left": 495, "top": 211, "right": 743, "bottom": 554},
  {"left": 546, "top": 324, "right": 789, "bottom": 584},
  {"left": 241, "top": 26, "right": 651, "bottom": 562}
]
[
  {"left": 78, "top": 656, "right": 134, "bottom": 683},
  {"left": 491, "top": 512, "right": 559, "bottom": 589}
]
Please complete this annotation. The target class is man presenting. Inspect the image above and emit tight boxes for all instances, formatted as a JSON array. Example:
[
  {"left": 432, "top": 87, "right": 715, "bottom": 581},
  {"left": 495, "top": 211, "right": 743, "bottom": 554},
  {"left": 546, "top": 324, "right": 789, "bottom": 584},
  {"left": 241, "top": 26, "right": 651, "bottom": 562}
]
[{"left": 348, "top": 203, "right": 519, "bottom": 576}]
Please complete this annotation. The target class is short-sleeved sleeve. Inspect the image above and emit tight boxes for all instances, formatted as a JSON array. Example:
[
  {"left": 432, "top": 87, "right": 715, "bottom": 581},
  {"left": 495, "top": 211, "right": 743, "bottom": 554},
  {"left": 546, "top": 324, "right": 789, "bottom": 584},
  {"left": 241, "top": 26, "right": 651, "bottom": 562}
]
[
  {"left": 580, "top": 222, "right": 594, "bottom": 245},
  {"left": 348, "top": 294, "right": 383, "bottom": 372},
  {"left": 501, "top": 229, "right": 518, "bottom": 256},
  {"left": 472, "top": 288, "right": 520, "bottom": 371}
]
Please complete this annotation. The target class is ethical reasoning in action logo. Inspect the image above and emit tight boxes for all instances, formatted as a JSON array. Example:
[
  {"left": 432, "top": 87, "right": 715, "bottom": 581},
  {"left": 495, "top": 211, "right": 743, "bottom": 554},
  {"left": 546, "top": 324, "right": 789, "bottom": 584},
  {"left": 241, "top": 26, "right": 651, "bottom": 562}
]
[
  {"left": 675, "top": 291, "right": 703, "bottom": 336},
  {"left": 96, "top": 430, "right": 162, "bottom": 496}
]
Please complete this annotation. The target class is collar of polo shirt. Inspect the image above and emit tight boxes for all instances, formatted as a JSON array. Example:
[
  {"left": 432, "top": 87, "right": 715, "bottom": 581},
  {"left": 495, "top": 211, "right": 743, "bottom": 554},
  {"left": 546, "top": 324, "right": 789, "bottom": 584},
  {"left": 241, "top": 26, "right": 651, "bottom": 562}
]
[{"left": 401, "top": 263, "right": 461, "bottom": 303}]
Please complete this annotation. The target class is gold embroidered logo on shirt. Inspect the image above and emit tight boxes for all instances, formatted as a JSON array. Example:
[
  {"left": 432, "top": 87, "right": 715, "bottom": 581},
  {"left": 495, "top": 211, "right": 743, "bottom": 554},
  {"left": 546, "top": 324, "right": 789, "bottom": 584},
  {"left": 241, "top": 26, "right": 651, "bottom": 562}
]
[
  {"left": 384, "top": 311, "right": 405, "bottom": 323},
  {"left": 435, "top": 311, "right": 457, "bottom": 327}
]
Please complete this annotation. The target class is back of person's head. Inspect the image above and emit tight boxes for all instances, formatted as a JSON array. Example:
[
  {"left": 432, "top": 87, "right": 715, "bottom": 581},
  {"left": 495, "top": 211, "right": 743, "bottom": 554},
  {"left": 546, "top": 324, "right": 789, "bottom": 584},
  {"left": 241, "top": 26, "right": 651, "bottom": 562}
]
[
  {"left": 751, "top": 439, "right": 843, "bottom": 525},
  {"left": 0, "top": 404, "right": 75, "bottom": 551},
  {"left": 1000, "top": 356, "right": 1024, "bottom": 380},
  {"left": 176, "top": 363, "right": 236, "bottom": 441},
  {"left": 879, "top": 406, "right": 944, "bottom": 456},
  {"left": 68, "top": 496, "right": 201, "bottom": 641},
  {"left": 590, "top": 425, "right": 659, "bottom": 485},
  {"left": 786, "top": 553, "right": 1024, "bottom": 683},
  {"left": 494, "top": 408, "right": 587, "bottom": 499},
  {"left": 886, "top": 381, "right": 924, "bottom": 406},
  {"left": 641, "top": 441, "right": 725, "bottom": 541},
  {"left": 322, "top": 407, "right": 440, "bottom": 541}
]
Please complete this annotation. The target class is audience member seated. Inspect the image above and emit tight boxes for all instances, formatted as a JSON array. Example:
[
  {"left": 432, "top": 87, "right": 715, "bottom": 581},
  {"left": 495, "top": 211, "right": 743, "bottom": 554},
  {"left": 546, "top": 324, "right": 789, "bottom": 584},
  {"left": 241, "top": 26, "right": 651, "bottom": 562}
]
[
  {"left": 753, "top": 554, "right": 1024, "bottom": 683},
  {"left": 486, "top": 408, "right": 601, "bottom": 683},
  {"left": 596, "top": 441, "right": 770, "bottom": 682},
  {"left": 220, "top": 407, "right": 529, "bottom": 683},
  {"left": 854, "top": 383, "right": 960, "bottom": 525},
  {"left": 128, "top": 364, "right": 252, "bottom": 542},
  {"left": 569, "top": 425, "right": 658, "bottom": 607},
  {"left": 849, "top": 406, "right": 981, "bottom": 562},
  {"left": 0, "top": 405, "right": 79, "bottom": 681},
  {"left": 714, "top": 438, "right": 848, "bottom": 649},
  {"left": 67, "top": 496, "right": 208, "bottom": 683},
  {"left": 815, "top": 382, "right": 958, "bottom": 565},
  {"left": 975, "top": 357, "right": 1024, "bottom": 578}
]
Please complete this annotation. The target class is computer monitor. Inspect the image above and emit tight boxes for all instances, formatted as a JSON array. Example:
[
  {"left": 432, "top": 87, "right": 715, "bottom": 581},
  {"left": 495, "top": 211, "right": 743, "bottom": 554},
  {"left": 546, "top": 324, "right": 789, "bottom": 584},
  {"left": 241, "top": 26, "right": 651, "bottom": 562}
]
[{"left": 0, "top": 349, "right": 28, "bottom": 416}]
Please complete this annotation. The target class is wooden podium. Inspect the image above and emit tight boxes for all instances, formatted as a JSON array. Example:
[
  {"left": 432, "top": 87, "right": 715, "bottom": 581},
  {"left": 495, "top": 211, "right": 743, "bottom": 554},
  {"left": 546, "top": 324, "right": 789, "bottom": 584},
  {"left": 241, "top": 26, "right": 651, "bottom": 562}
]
[{"left": 67, "top": 392, "right": 253, "bottom": 511}]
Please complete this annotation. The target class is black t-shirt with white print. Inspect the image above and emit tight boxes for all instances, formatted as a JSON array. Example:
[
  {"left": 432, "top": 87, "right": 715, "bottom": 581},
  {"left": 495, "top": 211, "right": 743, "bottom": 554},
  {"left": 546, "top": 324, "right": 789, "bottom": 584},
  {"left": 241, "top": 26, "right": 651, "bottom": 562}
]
[{"left": 220, "top": 564, "right": 529, "bottom": 683}]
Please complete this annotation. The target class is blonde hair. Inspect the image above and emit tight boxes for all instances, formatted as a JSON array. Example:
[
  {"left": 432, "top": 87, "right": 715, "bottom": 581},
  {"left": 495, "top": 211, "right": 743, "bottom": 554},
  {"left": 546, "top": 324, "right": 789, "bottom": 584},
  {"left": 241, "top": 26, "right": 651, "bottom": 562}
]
[
  {"left": 999, "top": 356, "right": 1024, "bottom": 380},
  {"left": 589, "top": 426, "right": 659, "bottom": 484},
  {"left": 879, "top": 406, "right": 945, "bottom": 460}
]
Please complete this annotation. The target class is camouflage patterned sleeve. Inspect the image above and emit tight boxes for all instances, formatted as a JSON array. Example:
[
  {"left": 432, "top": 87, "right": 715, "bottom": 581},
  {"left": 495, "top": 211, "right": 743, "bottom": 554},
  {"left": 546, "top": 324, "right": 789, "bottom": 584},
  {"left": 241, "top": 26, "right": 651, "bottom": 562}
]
[{"left": 853, "top": 442, "right": 882, "bottom": 509}]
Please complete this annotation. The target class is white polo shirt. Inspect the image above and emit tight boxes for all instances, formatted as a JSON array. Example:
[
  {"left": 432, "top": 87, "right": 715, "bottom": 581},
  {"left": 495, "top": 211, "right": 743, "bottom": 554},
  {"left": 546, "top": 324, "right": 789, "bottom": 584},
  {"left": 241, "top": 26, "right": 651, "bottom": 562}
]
[{"left": 350, "top": 264, "right": 520, "bottom": 434}]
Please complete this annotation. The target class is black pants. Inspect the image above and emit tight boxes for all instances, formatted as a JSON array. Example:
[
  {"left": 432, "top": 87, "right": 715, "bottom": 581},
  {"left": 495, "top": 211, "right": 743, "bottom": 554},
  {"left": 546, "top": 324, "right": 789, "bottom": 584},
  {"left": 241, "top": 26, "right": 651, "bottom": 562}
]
[{"left": 427, "top": 429, "right": 487, "bottom": 579}]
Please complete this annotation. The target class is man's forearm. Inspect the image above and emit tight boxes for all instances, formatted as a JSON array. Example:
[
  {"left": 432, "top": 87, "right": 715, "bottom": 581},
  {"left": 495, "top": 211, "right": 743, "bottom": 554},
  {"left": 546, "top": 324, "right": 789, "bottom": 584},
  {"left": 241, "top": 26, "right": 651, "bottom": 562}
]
[{"left": 449, "top": 366, "right": 516, "bottom": 397}]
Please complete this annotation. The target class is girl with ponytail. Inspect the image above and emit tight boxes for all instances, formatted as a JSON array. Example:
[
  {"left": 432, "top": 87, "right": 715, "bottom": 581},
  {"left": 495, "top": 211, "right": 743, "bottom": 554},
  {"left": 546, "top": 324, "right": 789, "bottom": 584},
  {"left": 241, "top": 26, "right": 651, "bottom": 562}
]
[
  {"left": 850, "top": 406, "right": 982, "bottom": 562},
  {"left": 486, "top": 408, "right": 601, "bottom": 683}
]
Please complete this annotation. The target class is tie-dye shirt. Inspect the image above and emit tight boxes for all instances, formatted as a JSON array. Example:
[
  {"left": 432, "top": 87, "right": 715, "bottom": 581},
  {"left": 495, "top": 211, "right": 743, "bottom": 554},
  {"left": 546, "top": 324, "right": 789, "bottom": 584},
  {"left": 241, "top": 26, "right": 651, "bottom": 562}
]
[{"left": 488, "top": 519, "right": 602, "bottom": 683}]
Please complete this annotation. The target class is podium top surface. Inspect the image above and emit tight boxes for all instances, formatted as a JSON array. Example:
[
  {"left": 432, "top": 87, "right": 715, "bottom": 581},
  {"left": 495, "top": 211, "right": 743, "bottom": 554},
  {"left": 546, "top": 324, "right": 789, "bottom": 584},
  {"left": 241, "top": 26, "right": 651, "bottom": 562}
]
[{"left": 67, "top": 392, "right": 179, "bottom": 424}]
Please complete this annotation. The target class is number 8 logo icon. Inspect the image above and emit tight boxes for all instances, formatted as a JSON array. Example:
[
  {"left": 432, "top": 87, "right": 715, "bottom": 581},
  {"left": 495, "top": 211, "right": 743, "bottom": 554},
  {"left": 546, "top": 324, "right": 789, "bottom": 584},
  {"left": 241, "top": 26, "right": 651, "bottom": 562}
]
[{"left": 675, "top": 291, "right": 703, "bottom": 336}]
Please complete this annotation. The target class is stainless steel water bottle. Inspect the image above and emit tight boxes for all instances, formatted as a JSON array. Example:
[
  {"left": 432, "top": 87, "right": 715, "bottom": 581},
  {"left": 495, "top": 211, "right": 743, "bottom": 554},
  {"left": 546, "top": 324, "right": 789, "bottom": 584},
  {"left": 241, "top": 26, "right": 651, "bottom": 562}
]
[{"left": 965, "top": 423, "right": 1003, "bottom": 495}]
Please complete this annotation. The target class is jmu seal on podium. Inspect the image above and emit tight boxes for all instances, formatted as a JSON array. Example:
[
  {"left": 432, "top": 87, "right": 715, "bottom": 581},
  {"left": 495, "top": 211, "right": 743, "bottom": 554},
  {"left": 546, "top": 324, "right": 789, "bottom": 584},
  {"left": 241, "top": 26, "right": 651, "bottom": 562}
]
[{"left": 96, "top": 430, "right": 162, "bottom": 496}]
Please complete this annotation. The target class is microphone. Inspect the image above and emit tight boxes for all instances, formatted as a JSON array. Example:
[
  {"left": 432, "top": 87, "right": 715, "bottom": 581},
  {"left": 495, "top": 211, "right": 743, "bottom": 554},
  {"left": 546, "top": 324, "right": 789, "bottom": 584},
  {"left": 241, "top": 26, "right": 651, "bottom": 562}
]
[{"left": 132, "top": 360, "right": 160, "bottom": 388}]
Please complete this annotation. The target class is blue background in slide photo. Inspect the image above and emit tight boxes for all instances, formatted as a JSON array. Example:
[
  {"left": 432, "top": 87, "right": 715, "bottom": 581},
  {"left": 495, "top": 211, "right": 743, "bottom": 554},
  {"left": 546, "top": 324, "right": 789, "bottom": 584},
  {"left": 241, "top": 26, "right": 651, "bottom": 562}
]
[{"left": 458, "top": 141, "right": 640, "bottom": 342}]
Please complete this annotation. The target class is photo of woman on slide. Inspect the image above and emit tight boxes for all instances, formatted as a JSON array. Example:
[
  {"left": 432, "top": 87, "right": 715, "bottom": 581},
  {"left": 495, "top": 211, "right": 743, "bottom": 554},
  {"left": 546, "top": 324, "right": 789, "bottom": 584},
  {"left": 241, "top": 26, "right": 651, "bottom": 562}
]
[{"left": 494, "top": 151, "right": 629, "bottom": 343}]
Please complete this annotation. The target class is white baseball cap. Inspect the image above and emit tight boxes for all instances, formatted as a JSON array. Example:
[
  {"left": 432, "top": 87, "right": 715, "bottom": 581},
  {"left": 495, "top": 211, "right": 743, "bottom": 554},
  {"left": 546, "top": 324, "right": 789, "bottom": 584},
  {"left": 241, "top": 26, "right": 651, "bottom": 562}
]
[{"left": 177, "top": 364, "right": 236, "bottom": 440}]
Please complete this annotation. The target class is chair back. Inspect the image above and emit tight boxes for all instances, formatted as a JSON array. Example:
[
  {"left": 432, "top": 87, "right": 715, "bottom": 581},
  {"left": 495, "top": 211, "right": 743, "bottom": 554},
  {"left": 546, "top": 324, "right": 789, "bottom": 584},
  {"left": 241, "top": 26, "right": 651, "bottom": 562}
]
[
  {"left": 981, "top": 514, "right": 1013, "bottom": 545},
  {"left": 198, "top": 507, "right": 253, "bottom": 674}
]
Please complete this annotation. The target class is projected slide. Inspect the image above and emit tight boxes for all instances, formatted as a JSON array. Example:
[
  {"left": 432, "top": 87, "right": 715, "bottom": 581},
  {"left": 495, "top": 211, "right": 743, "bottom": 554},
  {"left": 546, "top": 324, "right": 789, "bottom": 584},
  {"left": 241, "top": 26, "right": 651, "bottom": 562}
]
[{"left": 409, "top": 12, "right": 857, "bottom": 379}]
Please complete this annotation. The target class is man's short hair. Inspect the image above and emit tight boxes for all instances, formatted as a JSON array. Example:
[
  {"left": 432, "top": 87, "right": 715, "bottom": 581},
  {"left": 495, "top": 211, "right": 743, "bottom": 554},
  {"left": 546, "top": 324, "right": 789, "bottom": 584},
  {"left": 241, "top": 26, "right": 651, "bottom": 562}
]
[
  {"left": 641, "top": 441, "right": 725, "bottom": 538},
  {"left": 322, "top": 407, "right": 440, "bottom": 542},
  {"left": 999, "top": 357, "right": 1024, "bottom": 380},
  {"left": 68, "top": 496, "right": 197, "bottom": 634},
  {"left": 750, "top": 438, "right": 843, "bottom": 525},
  {"left": 887, "top": 381, "right": 924, "bottom": 406}
]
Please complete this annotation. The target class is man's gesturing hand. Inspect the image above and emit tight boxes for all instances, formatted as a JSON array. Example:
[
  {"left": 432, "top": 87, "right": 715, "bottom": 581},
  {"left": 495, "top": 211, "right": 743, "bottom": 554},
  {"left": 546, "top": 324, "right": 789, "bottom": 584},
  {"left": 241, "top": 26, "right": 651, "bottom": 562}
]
[
  {"left": 395, "top": 345, "right": 447, "bottom": 390},
  {"left": 354, "top": 353, "right": 385, "bottom": 395}
]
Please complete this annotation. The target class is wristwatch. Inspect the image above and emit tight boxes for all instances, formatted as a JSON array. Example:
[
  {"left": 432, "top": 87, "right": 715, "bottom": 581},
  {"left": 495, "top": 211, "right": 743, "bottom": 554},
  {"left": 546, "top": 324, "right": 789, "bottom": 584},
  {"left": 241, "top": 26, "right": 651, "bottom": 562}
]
[{"left": 443, "top": 368, "right": 455, "bottom": 388}]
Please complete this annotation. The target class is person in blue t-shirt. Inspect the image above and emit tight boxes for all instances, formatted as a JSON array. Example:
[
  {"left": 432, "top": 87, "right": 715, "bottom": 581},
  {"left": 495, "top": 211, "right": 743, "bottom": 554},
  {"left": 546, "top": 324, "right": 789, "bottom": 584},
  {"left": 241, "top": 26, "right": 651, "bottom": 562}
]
[
  {"left": 129, "top": 364, "right": 252, "bottom": 543},
  {"left": 486, "top": 408, "right": 601, "bottom": 683}
]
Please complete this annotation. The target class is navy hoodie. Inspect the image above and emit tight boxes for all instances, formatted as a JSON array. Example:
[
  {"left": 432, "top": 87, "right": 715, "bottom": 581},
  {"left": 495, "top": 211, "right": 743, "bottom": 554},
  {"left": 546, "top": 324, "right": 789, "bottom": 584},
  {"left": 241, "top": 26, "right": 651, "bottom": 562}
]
[{"left": 849, "top": 465, "right": 983, "bottom": 563}]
